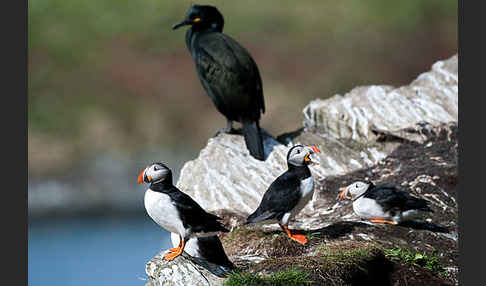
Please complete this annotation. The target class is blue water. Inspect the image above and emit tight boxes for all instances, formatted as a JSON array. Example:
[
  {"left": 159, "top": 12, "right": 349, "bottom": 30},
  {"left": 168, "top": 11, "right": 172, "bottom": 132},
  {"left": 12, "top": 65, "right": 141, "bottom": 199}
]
[{"left": 28, "top": 215, "right": 172, "bottom": 286}]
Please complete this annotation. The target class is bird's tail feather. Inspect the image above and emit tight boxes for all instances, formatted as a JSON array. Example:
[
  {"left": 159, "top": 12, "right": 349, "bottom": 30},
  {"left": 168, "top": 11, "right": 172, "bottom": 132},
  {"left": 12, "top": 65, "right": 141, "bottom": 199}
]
[
  {"left": 242, "top": 121, "right": 265, "bottom": 161},
  {"left": 246, "top": 211, "right": 274, "bottom": 224},
  {"left": 421, "top": 205, "right": 434, "bottom": 212},
  {"left": 415, "top": 199, "right": 434, "bottom": 212}
]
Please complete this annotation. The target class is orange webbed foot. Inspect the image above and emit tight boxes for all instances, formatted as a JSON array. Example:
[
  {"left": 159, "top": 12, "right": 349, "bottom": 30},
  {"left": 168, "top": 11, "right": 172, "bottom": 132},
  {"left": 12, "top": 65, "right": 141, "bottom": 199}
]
[
  {"left": 164, "top": 235, "right": 185, "bottom": 261},
  {"left": 370, "top": 218, "right": 397, "bottom": 225},
  {"left": 164, "top": 248, "right": 183, "bottom": 261},
  {"left": 280, "top": 224, "right": 308, "bottom": 245},
  {"left": 289, "top": 233, "right": 308, "bottom": 245}
]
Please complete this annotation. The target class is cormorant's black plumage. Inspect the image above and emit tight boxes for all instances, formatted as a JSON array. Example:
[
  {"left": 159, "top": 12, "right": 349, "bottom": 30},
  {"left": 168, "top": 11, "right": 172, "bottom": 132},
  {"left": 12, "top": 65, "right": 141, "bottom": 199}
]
[{"left": 174, "top": 5, "right": 265, "bottom": 160}]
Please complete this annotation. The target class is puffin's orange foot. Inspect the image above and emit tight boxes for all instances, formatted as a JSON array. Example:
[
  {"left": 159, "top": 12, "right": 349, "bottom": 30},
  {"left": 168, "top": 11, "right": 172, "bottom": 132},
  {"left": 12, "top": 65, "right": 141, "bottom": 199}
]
[
  {"left": 280, "top": 224, "right": 309, "bottom": 245},
  {"left": 289, "top": 233, "right": 308, "bottom": 245},
  {"left": 370, "top": 218, "right": 397, "bottom": 225},
  {"left": 164, "top": 248, "right": 183, "bottom": 261},
  {"left": 169, "top": 237, "right": 183, "bottom": 252}
]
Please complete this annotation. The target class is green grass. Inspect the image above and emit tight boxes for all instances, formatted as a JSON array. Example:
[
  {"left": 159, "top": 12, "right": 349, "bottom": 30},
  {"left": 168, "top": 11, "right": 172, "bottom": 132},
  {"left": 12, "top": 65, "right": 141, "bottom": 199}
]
[
  {"left": 224, "top": 269, "right": 312, "bottom": 286},
  {"left": 384, "top": 247, "right": 448, "bottom": 277}
]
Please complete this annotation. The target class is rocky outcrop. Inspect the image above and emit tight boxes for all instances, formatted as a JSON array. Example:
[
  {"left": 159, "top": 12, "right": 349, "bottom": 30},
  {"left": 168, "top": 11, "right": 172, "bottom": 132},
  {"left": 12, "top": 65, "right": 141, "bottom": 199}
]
[
  {"left": 175, "top": 54, "right": 458, "bottom": 228},
  {"left": 145, "top": 252, "right": 227, "bottom": 286},
  {"left": 219, "top": 121, "right": 458, "bottom": 285},
  {"left": 147, "top": 54, "right": 458, "bottom": 285},
  {"left": 302, "top": 55, "right": 457, "bottom": 143}
]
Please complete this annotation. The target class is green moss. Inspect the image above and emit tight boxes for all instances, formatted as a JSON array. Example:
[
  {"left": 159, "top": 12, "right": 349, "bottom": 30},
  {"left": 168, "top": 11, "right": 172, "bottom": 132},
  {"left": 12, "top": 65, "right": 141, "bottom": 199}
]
[
  {"left": 317, "top": 241, "right": 380, "bottom": 266},
  {"left": 224, "top": 269, "right": 312, "bottom": 286},
  {"left": 383, "top": 247, "right": 448, "bottom": 277}
]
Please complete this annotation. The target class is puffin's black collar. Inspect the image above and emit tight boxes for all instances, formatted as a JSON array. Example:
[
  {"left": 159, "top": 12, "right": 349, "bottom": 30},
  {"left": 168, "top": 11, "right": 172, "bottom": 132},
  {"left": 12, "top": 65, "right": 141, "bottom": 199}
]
[
  {"left": 150, "top": 178, "right": 174, "bottom": 192},
  {"left": 352, "top": 181, "right": 375, "bottom": 201},
  {"left": 352, "top": 192, "right": 368, "bottom": 202}
]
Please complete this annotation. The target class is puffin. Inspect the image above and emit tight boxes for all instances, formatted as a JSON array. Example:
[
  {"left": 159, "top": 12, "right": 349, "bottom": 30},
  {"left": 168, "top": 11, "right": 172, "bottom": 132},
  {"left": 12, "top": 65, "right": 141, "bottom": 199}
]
[
  {"left": 170, "top": 233, "right": 235, "bottom": 273},
  {"left": 338, "top": 180, "right": 434, "bottom": 225},
  {"left": 138, "top": 162, "right": 229, "bottom": 261},
  {"left": 173, "top": 5, "right": 266, "bottom": 161},
  {"left": 246, "top": 145, "right": 321, "bottom": 244}
]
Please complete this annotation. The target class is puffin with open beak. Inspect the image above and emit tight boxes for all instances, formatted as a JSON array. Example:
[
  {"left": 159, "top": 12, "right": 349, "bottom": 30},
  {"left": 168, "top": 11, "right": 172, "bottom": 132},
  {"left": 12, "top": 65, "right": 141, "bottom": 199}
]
[
  {"left": 138, "top": 162, "right": 229, "bottom": 261},
  {"left": 338, "top": 180, "right": 434, "bottom": 225},
  {"left": 246, "top": 145, "right": 321, "bottom": 244}
]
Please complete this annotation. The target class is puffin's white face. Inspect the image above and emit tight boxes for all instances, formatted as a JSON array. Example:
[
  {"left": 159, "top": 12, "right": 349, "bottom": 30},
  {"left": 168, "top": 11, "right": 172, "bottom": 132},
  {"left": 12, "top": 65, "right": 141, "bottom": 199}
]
[
  {"left": 137, "top": 162, "right": 170, "bottom": 184},
  {"left": 339, "top": 181, "right": 372, "bottom": 200},
  {"left": 287, "top": 145, "right": 321, "bottom": 167}
]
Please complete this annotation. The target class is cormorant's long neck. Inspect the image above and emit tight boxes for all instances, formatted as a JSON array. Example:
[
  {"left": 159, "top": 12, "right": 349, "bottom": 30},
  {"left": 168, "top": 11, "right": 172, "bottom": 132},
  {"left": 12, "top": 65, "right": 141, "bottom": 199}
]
[
  {"left": 185, "top": 28, "right": 195, "bottom": 50},
  {"left": 287, "top": 164, "right": 311, "bottom": 179},
  {"left": 185, "top": 24, "right": 223, "bottom": 50}
]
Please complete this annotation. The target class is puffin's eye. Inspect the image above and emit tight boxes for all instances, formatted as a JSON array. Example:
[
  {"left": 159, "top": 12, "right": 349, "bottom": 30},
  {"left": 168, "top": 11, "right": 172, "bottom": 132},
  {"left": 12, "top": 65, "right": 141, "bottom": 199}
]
[
  {"left": 296, "top": 149, "right": 301, "bottom": 154},
  {"left": 153, "top": 166, "right": 159, "bottom": 171}
]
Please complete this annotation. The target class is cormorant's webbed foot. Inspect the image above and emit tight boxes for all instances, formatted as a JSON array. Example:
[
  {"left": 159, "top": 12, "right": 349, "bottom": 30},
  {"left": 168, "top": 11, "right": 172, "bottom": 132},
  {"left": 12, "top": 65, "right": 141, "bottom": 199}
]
[{"left": 214, "top": 120, "right": 241, "bottom": 137}]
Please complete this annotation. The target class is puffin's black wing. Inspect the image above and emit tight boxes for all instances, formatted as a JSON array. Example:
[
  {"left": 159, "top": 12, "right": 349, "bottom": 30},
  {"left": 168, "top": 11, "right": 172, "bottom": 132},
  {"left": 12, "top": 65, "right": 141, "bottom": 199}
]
[
  {"left": 364, "top": 185, "right": 433, "bottom": 212},
  {"left": 197, "top": 236, "right": 235, "bottom": 270},
  {"left": 192, "top": 32, "right": 265, "bottom": 121},
  {"left": 247, "top": 171, "right": 302, "bottom": 223},
  {"left": 166, "top": 187, "right": 229, "bottom": 233}
]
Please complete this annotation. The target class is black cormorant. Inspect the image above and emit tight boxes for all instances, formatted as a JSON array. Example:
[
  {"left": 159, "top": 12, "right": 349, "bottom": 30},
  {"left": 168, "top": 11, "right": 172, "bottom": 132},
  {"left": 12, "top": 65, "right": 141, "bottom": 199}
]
[{"left": 173, "top": 5, "right": 266, "bottom": 160}]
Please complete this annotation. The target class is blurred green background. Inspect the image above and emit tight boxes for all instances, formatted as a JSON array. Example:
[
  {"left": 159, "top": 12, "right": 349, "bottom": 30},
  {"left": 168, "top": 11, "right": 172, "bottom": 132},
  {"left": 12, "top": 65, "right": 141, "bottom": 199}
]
[
  {"left": 28, "top": 2, "right": 457, "bottom": 286},
  {"left": 28, "top": 0, "right": 457, "bottom": 180}
]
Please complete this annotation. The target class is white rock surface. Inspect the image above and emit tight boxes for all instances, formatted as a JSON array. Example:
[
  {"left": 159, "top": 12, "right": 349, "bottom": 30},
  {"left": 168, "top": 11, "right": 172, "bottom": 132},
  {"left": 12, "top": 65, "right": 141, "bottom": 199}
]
[
  {"left": 145, "top": 252, "right": 225, "bottom": 286},
  {"left": 175, "top": 54, "right": 458, "bottom": 225},
  {"left": 303, "top": 55, "right": 458, "bottom": 142}
]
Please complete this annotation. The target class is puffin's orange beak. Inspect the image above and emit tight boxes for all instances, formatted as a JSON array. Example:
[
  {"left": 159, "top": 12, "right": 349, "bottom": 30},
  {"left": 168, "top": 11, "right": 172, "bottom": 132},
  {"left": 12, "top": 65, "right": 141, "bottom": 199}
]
[
  {"left": 309, "top": 146, "right": 321, "bottom": 153},
  {"left": 305, "top": 146, "right": 320, "bottom": 166},
  {"left": 138, "top": 169, "right": 145, "bottom": 184},
  {"left": 338, "top": 187, "right": 351, "bottom": 200}
]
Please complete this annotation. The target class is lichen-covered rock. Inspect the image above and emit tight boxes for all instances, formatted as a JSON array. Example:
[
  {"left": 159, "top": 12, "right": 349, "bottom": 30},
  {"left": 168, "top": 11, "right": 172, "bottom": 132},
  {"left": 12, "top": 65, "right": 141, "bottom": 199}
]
[
  {"left": 175, "top": 54, "right": 458, "bottom": 230},
  {"left": 145, "top": 252, "right": 227, "bottom": 286}
]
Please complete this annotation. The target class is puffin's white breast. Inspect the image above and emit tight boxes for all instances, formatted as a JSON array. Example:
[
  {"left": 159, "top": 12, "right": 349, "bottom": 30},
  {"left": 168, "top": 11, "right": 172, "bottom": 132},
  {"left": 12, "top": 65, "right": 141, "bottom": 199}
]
[
  {"left": 352, "top": 197, "right": 390, "bottom": 219},
  {"left": 281, "top": 176, "right": 315, "bottom": 225},
  {"left": 300, "top": 176, "right": 315, "bottom": 198},
  {"left": 144, "top": 189, "right": 186, "bottom": 237}
]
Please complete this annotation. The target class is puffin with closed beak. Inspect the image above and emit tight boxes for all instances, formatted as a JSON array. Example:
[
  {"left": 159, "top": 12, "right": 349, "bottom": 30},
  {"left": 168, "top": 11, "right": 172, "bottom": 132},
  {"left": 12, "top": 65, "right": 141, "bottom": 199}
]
[
  {"left": 138, "top": 162, "right": 229, "bottom": 261},
  {"left": 338, "top": 180, "right": 434, "bottom": 225},
  {"left": 246, "top": 145, "right": 321, "bottom": 244}
]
